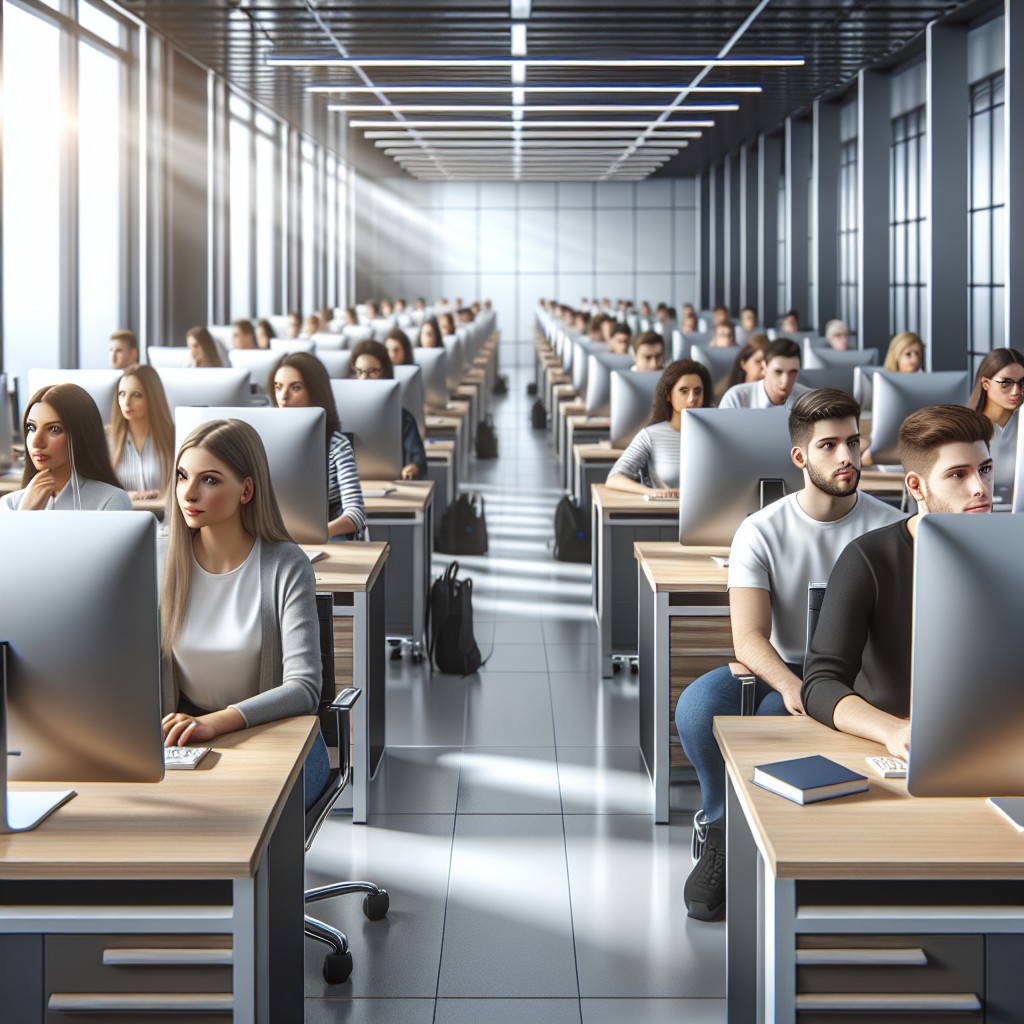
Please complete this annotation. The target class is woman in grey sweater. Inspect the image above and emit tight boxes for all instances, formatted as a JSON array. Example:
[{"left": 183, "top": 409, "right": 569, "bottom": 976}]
[
  {"left": 606, "top": 359, "right": 713, "bottom": 496},
  {"left": 160, "top": 418, "right": 329, "bottom": 810}
]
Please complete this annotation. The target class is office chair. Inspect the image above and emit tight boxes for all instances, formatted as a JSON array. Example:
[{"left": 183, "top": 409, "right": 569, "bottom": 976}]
[
  {"left": 304, "top": 593, "right": 390, "bottom": 984},
  {"left": 690, "top": 583, "right": 826, "bottom": 863}
]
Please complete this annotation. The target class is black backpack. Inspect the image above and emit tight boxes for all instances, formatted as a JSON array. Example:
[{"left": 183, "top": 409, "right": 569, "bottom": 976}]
[
  {"left": 475, "top": 416, "right": 498, "bottom": 459},
  {"left": 427, "top": 562, "right": 483, "bottom": 676},
  {"left": 493, "top": 374, "right": 509, "bottom": 396},
  {"left": 553, "top": 495, "right": 591, "bottom": 563},
  {"left": 436, "top": 493, "right": 489, "bottom": 555},
  {"left": 530, "top": 399, "right": 547, "bottom": 429}
]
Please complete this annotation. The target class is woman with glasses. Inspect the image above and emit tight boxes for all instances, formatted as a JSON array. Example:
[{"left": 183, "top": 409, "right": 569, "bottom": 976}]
[
  {"left": 968, "top": 347, "right": 1024, "bottom": 497},
  {"left": 348, "top": 340, "right": 427, "bottom": 481}
]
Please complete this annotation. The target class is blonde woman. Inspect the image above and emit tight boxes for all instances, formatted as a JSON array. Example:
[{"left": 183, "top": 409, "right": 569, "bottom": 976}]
[
  {"left": 159, "top": 418, "right": 329, "bottom": 809},
  {"left": 185, "top": 326, "right": 225, "bottom": 368},
  {"left": 108, "top": 364, "right": 175, "bottom": 500},
  {"left": 883, "top": 331, "right": 924, "bottom": 373}
]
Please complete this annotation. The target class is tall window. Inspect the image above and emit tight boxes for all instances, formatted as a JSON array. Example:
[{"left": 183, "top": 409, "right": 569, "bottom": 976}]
[
  {"left": 837, "top": 139, "right": 859, "bottom": 334},
  {"left": 889, "top": 106, "right": 927, "bottom": 336},
  {"left": 228, "top": 93, "right": 254, "bottom": 320},
  {"left": 776, "top": 171, "right": 787, "bottom": 318},
  {"left": 254, "top": 111, "right": 279, "bottom": 317},
  {"left": 968, "top": 73, "right": 1005, "bottom": 373},
  {"left": 301, "top": 139, "right": 319, "bottom": 316}
]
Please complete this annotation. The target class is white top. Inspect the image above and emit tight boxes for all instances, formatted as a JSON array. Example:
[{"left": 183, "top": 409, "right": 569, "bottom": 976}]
[
  {"left": 991, "top": 416, "right": 1019, "bottom": 495},
  {"left": 718, "top": 380, "right": 812, "bottom": 410},
  {"left": 174, "top": 538, "right": 263, "bottom": 712},
  {"left": 1, "top": 475, "right": 132, "bottom": 512},
  {"left": 608, "top": 420, "right": 680, "bottom": 489},
  {"left": 114, "top": 433, "right": 164, "bottom": 494},
  {"left": 728, "top": 491, "right": 906, "bottom": 664}
]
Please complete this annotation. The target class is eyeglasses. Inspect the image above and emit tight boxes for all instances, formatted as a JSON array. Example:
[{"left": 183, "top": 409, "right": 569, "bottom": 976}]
[
  {"left": 990, "top": 377, "right": 1024, "bottom": 392},
  {"left": 353, "top": 366, "right": 383, "bottom": 379}
]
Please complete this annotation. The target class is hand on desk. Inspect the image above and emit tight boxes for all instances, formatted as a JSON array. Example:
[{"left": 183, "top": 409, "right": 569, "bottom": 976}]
[
  {"left": 648, "top": 488, "right": 679, "bottom": 500},
  {"left": 777, "top": 678, "right": 806, "bottom": 717},
  {"left": 885, "top": 720, "right": 910, "bottom": 760},
  {"left": 162, "top": 707, "right": 245, "bottom": 747},
  {"left": 401, "top": 463, "right": 419, "bottom": 480}
]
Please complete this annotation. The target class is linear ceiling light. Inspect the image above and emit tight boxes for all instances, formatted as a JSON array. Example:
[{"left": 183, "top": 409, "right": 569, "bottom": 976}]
[
  {"left": 308, "top": 84, "right": 762, "bottom": 95},
  {"left": 510, "top": 0, "right": 532, "bottom": 18},
  {"left": 510, "top": 62, "right": 526, "bottom": 84},
  {"left": 350, "top": 119, "right": 714, "bottom": 129},
  {"left": 270, "top": 56, "right": 804, "bottom": 69},
  {"left": 329, "top": 103, "right": 738, "bottom": 114},
  {"left": 379, "top": 141, "right": 685, "bottom": 149},
  {"left": 510, "top": 24, "right": 528, "bottom": 57},
  {"left": 364, "top": 130, "right": 703, "bottom": 139}
]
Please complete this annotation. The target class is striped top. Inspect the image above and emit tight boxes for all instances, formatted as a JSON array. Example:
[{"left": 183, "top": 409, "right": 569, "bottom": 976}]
[
  {"left": 113, "top": 433, "right": 165, "bottom": 494},
  {"left": 328, "top": 430, "right": 366, "bottom": 537},
  {"left": 607, "top": 420, "right": 681, "bottom": 490}
]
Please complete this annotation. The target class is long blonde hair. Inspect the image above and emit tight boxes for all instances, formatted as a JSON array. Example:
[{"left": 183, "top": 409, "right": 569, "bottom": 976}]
[
  {"left": 883, "top": 331, "right": 924, "bottom": 372},
  {"left": 160, "top": 419, "right": 292, "bottom": 656},
  {"left": 108, "top": 364, "right": 175, "bottom": 494}
]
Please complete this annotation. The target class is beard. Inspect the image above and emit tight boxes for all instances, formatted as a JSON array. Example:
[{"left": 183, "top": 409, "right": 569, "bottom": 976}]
[{"left": 806, "top": 460, "right": 861, "bottom": 498}]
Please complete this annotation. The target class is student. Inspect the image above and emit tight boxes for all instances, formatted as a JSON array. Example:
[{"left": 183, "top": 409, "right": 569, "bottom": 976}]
[
  {"left": 418, "top": 317, "right": 444, "bottom": 349},
  {"left": 712, "top": 305, "right": 730, "bottom": 327},
  {"left": 739, "top": 306, "right": 758, "bottom": 336},
  {"left": 802, "top": 405, "right": 994, "bottom": 757},
  {"left": 780, "top": 309, "right": 799, "bottom": 335},
  {"left": 967, "top": 347, "right": 1024, "bottom": 495},
  {"left": 108, "top": 364, "right": 175, "bottom": 500},
  {"left": 287, "top": 311, "right": 302, "bottom": 339},
  {"left": 269, "top": 352, "right": 365, "bottom": 540},
  {"left": 364, "top": 300, "right": 379, "bottom": 322},
  {"left": 384, "top": 327, "right": 416, "bottom": 368},
  {"left": 186, "top": 326, "right": 225, "bottom": 368},
  {"left": 605, "top": 359, "right": 712, "bottom": 497},
  {"left": 608, "top": 322, "right": 632, "bottom": 355},
  {"left": 109, "top": 329, "right": 139, "bottom": 371},
  {"left": 255, "top": 319, "right": 276, "bottom": 349},
  {"left": 709, "top": 322, "right": 736, "bottom": 348},
  {"left": 343, "top": 307, "right": 359, "bottom": 327},
  {"left": 349, "top": 340, "right": 428, "bottom": 481},
  {"left": 439, "top": 312, "right": 457, "bottom": 338},
  {"left": 883, "top": 331, "right": 924, "bottom": 373},
  {"left": 824, "top": 319, "right": 850, "bottom": 351},
  {"left": 631, "top": 331, "right": 666, "bottom": 372},
  {"left": 303, "top": 313, "right": 321, "bottom": 339},
  {"left": 718, "top": 342, "right": 767, "bottom": 400},
  {"left": 677, "top": 389, "right": 905, "bottom": 921},
  {"left": 718, "top": 337, "right": 810, "bottom": 409},
  {"left": 232, "top": 320, "right": 257, "bottom": 350},
  {"left": 3, "top": 383, "right": 132, "bottom": 511},
  {"left": 159, "top": 418, "right": 329, "bottom": 812},
  {"left": 681, "top": 309, "right": 699, "bottom": 334},
  {"left": 381, "top": 299, "right": 394, "bottom": 319}
]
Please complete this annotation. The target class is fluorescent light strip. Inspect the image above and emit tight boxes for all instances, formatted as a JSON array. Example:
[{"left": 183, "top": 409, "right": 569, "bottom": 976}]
[
  {"left": 308, "top": 84, "right": 762, "bottom": 94},
  {"left": 380, "top": 142, "right": 684, "bottom": 149},
  {"left": 510, "top": 0, "right": 531, "bottom": 18},
  {"left": 330, "top": 102, "right": 738, "bottom": 113},
  {"left": 269, "top": 56, "right": 805, "bottom": 68},
  {"left": 510, "top": 24, "right": 527, "bottom": 57},
  {"left": 350, "top": 119, "right": 714, "bottom": 128},
  {"left": 365, "top": 130, "right": 702, "bottom": 139}
]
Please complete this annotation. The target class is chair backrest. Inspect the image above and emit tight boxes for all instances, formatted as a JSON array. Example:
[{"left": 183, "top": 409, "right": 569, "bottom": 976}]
[{"left": 804, "top": 582, "right": 827, "bottom": 671}]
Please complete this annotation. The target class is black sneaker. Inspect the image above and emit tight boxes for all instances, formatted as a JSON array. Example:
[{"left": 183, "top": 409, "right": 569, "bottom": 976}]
[{"left": 684, "top": 824, "right": 725, "bottom": 921}]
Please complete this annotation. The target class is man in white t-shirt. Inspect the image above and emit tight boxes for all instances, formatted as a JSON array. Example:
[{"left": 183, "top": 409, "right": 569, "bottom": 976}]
[
  {"left": 719, "top": 336, "right": 812, "bottom": 409},
  {"left": 676, "top": 388, "right": 905, "bottom": 922}
]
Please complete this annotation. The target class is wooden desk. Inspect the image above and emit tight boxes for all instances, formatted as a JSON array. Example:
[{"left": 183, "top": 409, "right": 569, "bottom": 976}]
[
  {"left": 635, "top": 541, "right": 730, "bottom": 822},
  {"left": 553, "top": 395, "right": 582, "bottom": 468},
  {"left": 0, "top": 717, "right": 316, "bottom": 1023},
  {"left": 716, "top": 717, "right": 1024, "bottom": 1023},
  {"left": 427, "top": 404, "right": 469, "bottom": 479},
  {"left": 362, "top": 480, "right": 434, "bottom": 655},
  {"left": 591, "top": 486, "right": 682, "bottom": 679},
  {"left": 572, "top": 442, "right": 623, "bottom": 514},
  {"left": 308, "top": 540, "right": 389, "bottom": 824},
  {"left": 565, "top": 415, "right": 612, "bottom": 492}
]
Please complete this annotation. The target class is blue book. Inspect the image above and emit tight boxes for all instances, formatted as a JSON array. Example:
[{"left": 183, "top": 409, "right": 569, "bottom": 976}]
[{"left": 753, "top": 754, "right": 868, "bottom": 805}]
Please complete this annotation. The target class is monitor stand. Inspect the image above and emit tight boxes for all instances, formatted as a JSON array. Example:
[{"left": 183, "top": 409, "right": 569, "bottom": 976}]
[{"left": 0, "top": 643, "right": 76, "bottom": 833}]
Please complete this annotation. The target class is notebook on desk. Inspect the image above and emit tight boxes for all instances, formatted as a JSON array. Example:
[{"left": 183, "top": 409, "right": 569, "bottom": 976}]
[
  {"left": 301, "top": 547, "right": 329, "bottom": 564},
  {"left": 753, "top": 755, "right": 868, "bottom": 805},
  {"left": 363, "top": 486, "right": 397, "bottom": 498}
]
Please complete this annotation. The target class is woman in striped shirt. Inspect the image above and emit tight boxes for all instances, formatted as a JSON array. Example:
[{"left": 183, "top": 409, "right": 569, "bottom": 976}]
[
  {"left": 108, "top": 364, "right": 176, "bottom": 500},
  {"left": 269, "top": 352, "right": 366, "bottom": 540}
]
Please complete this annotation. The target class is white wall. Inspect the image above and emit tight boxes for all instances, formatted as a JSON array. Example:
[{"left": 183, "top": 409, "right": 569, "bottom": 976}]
[{"left": 352, "top": 175, "right": 699, "bottom": 361}]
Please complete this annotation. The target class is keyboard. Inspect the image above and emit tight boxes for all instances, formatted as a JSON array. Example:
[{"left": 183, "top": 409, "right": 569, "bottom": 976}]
[
  {"left": 164, "top": 746, "right": 210, "bottom": 770},
  {"left": 865, "top": 755, "right": 907, "bottom": 779}
]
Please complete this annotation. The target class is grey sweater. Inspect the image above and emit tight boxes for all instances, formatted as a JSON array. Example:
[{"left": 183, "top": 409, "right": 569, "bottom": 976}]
[
  {"left": 607, "top": 420, "right": 681, "bottom": 489},
  {"left": 163, "top": 539, "right": 322, "bottom": 726}
]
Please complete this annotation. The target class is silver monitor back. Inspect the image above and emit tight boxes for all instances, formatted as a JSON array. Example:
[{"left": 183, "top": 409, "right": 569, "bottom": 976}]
[
  {"left": 869, "top": 371, "right": 971, "bottom": 465},
  {"left": 990, "top": 411, "right": 1018, "bottom": 503},
  {"left": 690, "top": 344, "right": 739, "bottom": 388},
  {"left": 316, "top": 349, "right": 351, "bottom": 380},
  {"left": 797, "top": 366, "right": 857, "bottom": 397},
  {"left": 803, "top": 345, "right": 879, "bottom": 370},
  {"left": 678, "top": 408, "right": 805, "bottom": 547},
  {"left": 394, "top": 364, "right": 426, "bottom": 438},
  {"left": 442, "top": 336, "right": 463, "bottom": 394},
  {"left": 584, "top": 352, "right": 634, "bottom": 417},
  {"left": 412, "top": 347, "right": 449, "bottom": 410},
  {"left": 0, "top": 375, "right": 12, "bottom": 471},
  {"left": 270, "top": 338, "right": 315, "bottom": 353},
  {"left": 228, "top": 348, "right": 283, "bottom": 393},
  {"left": 330, "top": 379, "right": 403, "bottom": 481},
  {"left": 0, "top": 512, "right": 163, "bottom": 782},
  {"left": 26, "top": 369, "right": 121, "bottom": 426},
  {"left": 155, "top": 367, "right": 253, "bottom": 413},
  {"left": 146, "top": 346, "right": 193, "bottom": 368},
  {"left": 610, "top": 369, "right": 660, "bottom": 449},
  {"left": 572, "top": 340, "right": 605, "bottom": 395},
  {"left": 312, "top": 333, "right": 346, "bottom": 351},
  {"left": 908, "top": 513, "right": 1024, "bottom": 797},
  {"left": 672, "top": 331, "right": 712, "bottom": 361},
  {"left": 174, "top": 406, "right": 328, "bottom": 543}
]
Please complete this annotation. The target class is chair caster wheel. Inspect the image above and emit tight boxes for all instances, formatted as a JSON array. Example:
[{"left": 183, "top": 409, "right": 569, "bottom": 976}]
[
  {"left": 630, "top": 659, "right": 639, "bottom": 675},
  {"left": 411, "top": 651, "right": 424, "bottom": 664},
  {"left": 323, "top": 951, "right": 353, "bottom": 984},
  {"left": 390, "top": 647, "right": 403, "bottom": 661},
  {"left": 363, "top": 890, "right": 390, "bottom": 920},
  {"left": 612, "top": 661, "right": 621, "bottom": 673}
]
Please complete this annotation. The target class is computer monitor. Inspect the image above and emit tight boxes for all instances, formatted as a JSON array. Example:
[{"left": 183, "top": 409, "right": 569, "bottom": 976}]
[
  {"left": 678, "top": 407, "right": 805, "bottom": 547},
  {"left": 174, "top": 406, "right": 328, "bottom": 544},
  {"left": 672, "top": 331, "right": 712, "bottom": 361},
  {"left": 270, "top": 338, "right": 316, "bottom": 353},
  {"left": 572, "top": 339, "right": 606, "bottom": 395},
  {"left": 442, "top": 335, "right": 463, "bottom": 394},
  {"left": 868, "top": 371, "right": 971, "bottom": 465},
  {"left": 26, "top": 369, "right": 121, "bottom": 426},
  {"left": 311, "top": 333, "right": 346, "bottom": 351},
  {"left": 343, "top": 325, "right": 374, "bottom": 345},
  {"left": 155, "top": 367, "right": 253, "bottom": 413},
  {"left": 584, "top": 352, "right": 634, "bottom": 417},
  {"left": 797, "top": 366, "right": 857, "bottom": 397},
  {"left": 146, "top": 346, "right": 194, "bottom": 368},
  {"left": 908, "top": 514, "right": 1024, "bottom": 801},
  {"left": 207, "top": 325, "right": 235, "bottom": 349},
  {"left": 803, "top": 345, "right": 879, "bottom": 370},
  {"left": 330, "top": 379, "right": 403, "bottom": 480},
  {"left": 610, "top": 369, "right": 660, "bottom": 449},
  {"left": 228, "top": 348, "right": 283, "bottom": 392},
  {"left": 0, "top": 375, "right": 13, "bottom": 471},
  {"left": 316, "top": 349, "right": 351, "bottom": 380},
  {"left": 394, "top": 364, "right": 426, "bottom": 438},
  {"left": 690, "top": 344, "right": 739, "bottom": 389},
  {"left": 0, "top": 512, "right": 163, "bottom": 831},
  {"left": 412, "top": 347, "right": 449, "bottom": 410},
  {"left": 991, "top": 412, "right": 1018, "bottom": 503}
]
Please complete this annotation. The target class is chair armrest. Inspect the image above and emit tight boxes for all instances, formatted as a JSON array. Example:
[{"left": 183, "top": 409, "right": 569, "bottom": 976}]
[
  {"left": 328, "top": 687, "right": 361, "bottom": 713},
  {"left": 729, "top": 662, "right": 757, "bottom": 717}
]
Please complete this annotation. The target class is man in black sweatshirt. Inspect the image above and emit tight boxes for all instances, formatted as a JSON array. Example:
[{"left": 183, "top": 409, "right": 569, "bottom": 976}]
[{"left": 802, "top": 405, "right": 994, "bottom": 755}]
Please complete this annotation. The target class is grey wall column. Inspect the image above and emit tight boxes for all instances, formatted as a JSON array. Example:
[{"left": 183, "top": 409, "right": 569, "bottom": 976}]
[
  {"left": 857, "top": 68, "right": 890, "bottom": 351},
  {"left": 784, "top": 115, "right": 811, "bottom": 324},
  {"left": 739, "top": 142, "right": 758, "bottom": 312},
  {"left": 708, "top": 160, "right": 725, "bottom": 307},
  {"left": 757, "top": 132, "right": 781, "bottom": 328},
  {"left": 925, "top": 21, "right": 968, "bottom": 371},
  {"left": 723, "top": 151, "right": 741, "bottom": 313},
  {"left": 698, "top": 170, "right": 710, "bottom": 309},
  {"left": 209, "top": 76, "right": 230, "bottom": 325},
  {"left": 812, "top": 99, "right": 840, "bottom": 333},
  {"left": 1005, "top": 0, "right": 1024, "bottom": 349}
]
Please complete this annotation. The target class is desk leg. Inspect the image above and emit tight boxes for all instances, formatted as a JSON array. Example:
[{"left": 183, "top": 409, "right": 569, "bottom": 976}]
[
  {"left": 638, "top": 572, "right": 670, "bottom": 821},
  {"left": 596, "top": 509, "right": 614, "bottom": 678},
  {"left": 266, "top": 776, "right": 304, "bottom": 1022},
  {"left": 232, "top": 879, "right": 256, "bottom": 1023},
  {"left": 352, "top": 592, "right": 368, "bottom": 825},
  {"left": 763, "top": 861, "right": 796, "bottom": 1024},
  {"left": 726, "top": 775, "right": 760, "bottom": 1023}
]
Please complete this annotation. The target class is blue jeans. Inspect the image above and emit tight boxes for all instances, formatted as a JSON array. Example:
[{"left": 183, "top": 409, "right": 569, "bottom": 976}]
[{"left": 674, "top": 663, "right": 798, "bottom": 826}]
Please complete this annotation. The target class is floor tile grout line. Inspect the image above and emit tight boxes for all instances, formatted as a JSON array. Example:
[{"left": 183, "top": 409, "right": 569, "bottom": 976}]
[{"left": 431, "top": 750, "right": 465, "bottom": 1021}]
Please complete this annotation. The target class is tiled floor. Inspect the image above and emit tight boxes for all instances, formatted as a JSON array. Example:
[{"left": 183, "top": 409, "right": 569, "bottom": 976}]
[{"left": 304, "top": 355, "right": 726, "bottom": 1022}]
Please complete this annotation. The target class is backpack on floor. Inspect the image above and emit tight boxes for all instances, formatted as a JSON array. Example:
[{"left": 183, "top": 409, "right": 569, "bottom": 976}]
[
  {"left": 553, "top": 495, "right": 591, "bottom": 563},
  {"left": 427, "top": 561, "right": 483, "bottom": 676},
  {"left": 530, "top": 399, "right": 547, "bottom": 429},
  {"left": 475, "top": 415, "right": 498, "bottom": 459},
  {"left": 493, "top": 374, "right": 509, "bottom": 396},
  {"left": 436, "top": 492, "right": 489, "bottom": 556}
]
